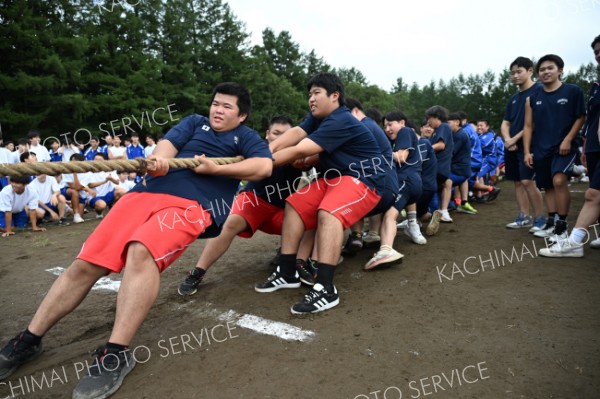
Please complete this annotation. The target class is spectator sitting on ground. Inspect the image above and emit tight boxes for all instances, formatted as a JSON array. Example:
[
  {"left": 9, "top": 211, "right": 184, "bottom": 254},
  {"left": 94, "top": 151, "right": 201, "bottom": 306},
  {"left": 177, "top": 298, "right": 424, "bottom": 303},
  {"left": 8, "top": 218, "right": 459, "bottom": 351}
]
[
  {"left": 0, "top": 175, "right": 45, "bottom": 236},
  {"left": 59, "top": 138, "right": 80, "bottom": 162},
  {"left": 30, "top": 173, "right": 69, "bottom": 225},
  {"left": 48, "top": 138, "right": 62, "bottom": 162},
  {"left": 86, "top": 153, "right": 120, "bottom": 218}
]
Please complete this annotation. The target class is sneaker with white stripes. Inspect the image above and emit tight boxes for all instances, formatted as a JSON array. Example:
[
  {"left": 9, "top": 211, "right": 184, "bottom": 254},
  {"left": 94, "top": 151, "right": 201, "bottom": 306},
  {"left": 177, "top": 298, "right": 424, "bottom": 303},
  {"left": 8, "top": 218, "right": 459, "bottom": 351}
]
[
  {"left": 539, "top": 239, "right": 584, "bottom": 258},
  {"left": 290, "top": 283, "right": 339, "bottom": 314},
  {"left": 254, "top": 267, "right": 301, "bottom": 293}
]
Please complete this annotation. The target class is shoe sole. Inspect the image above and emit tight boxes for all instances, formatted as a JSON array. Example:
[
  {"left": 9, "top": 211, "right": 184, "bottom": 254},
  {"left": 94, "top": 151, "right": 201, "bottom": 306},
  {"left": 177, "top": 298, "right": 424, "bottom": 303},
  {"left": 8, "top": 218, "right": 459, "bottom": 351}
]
[
  {"left": 506, "top": 224, "right": 533, "bottom": 229},
  {"left": 0, "top": 343, "right": 44, "bottom": 380},
  {"left": 254, "top": 281, "right": 301, "bottom": 293},
  {"left": 539, "top": 250, "right": 583, "bottom": 258},
  {"left": 425, "top": 211, "right": 442, "bottom": 236},
  {"left": 299, "top": 277, "right": 315, "bottom": 286},
  {"left": 177, "top": 286, "right": 198, "bottom": 296},
  {"left": 457, "top": 209, "right": 477, "bottom": 215},
  {"left": 533, "top": 231, "right": 553, "bottom": 238},
  {"left": 364, "top": 253, "right": 404, "bottom": 271},
  {"left": 72, "top": 358, "right": 136, "bottom": 399},
  {"left": 290, "top": 297, "right": 340, "bottom": 314}
]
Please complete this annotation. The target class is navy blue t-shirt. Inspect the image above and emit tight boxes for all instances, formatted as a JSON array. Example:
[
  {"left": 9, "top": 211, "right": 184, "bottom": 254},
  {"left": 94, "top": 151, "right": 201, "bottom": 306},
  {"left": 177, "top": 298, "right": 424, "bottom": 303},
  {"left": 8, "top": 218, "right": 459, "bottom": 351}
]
[
  {"left": 299, "top": 107, "right": 387, "bottom": 193},
  {"left": 504, "top": 83, "right": 542, "bottom": 149},
  {"left": 393, "top": 127, "right": 421, "bottom": 178},
  {"left": 529, "top": 83, "right": 586, "bottom": 158},
  {"left": 131, "top": 114, "right": 272, "bottom": 226},
  {"left": 451, "top": 128, "right": 472, "bottom": 177},
  {"left": 362, "top": 116, "right": 395, "bottom": 172},
  {"left": 428, "top": 122, "right": 454, "bottom": 177},
  {"left": 583, "top": 81, "right": 600, "bottom": 153},
  {"left": 243, "top": 164, "right": 303, "bottom": 209},
  {"left": 418, "top": 137, "right": 437, "bottom": 192}
]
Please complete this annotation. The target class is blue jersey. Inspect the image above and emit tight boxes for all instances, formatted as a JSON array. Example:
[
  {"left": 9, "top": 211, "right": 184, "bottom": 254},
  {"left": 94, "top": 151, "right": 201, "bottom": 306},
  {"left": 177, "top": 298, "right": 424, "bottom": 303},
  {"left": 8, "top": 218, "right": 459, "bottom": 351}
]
[
  {"left": 529, "top": 83, "right": 586, "bottom": 158},
  {"left": 495, "top": 136, "right": 505, "bottom": 165},
  {"left": 504, "top": 83, "right": 543, "bottom": 149},
  {"left": 84, "top": 147, "right": 102, "bottom": 161},
  {"left": 463, "top": 124, "right": 482, "bottom": 169},
  {"left": 583, "top": 81, "right": 600, "bottom": 153},
  {"left": 428, "top": 122, "right": 454, "bottom": 177},
  {"left": 131, "top": 114, "right": 272, "bottom": 226},
  {"left": 418, "top": 137, "right": 437, "bottom": 192},
  {"left": 49, "top": 150, "right": 62, "bottom": 162},
  {"left": 126, "top": 144, "right": 145, "bottom": 159},
  {"left": 393, "top": 127, "right": 421, "bottom": 178},
  {"left": 99, "top": 144, "right": 109, "bottom": 155},
  {"left": 479, "top": 131, "right": 496, "bottom": 163},
  {"left": 451, "top": 128, "right": 472, "bottom": 177},
  {"left": 299, "top": 107, "right": 387, "bottom": 193},
  {"left": 243, "top": 164, "right": 303, "bottom": 209}
]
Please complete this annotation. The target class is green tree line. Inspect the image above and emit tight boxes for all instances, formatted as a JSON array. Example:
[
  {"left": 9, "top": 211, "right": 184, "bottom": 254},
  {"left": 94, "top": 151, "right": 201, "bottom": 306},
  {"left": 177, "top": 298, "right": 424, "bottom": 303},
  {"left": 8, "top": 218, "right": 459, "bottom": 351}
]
[{"left": 1, "top": 0, "right": 598, "bottom": 143}]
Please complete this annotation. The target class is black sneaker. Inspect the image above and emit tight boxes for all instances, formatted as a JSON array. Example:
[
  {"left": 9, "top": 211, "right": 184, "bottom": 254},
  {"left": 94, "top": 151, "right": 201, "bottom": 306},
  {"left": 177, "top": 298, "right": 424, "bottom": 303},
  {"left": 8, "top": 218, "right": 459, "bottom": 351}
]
[
  {"left": 0, "top": 332, "right": 44, "bottom": 380},
  {"left": 341, "top": 232, "right": 363, "bottom": 256},
  {"left": 72, "top": 345, "right": 136, "bottom": 399},
  {"left": 296, "top": 259, "right": 317, "bottom": 286},
  {"left": 487, "top": 187, "right": 501, "bottom": 201},
  {"left": 178, "top": 268, "right": 205, "bottom": 296},
  {"left": 58, "top": 217, "right": 70, "bottom": 226},
  {"left": 254, "top": 267, "right": 300, "bottom": 293},
  {"left": 291, "top": 283, "right": 340, "bottom": 314}
]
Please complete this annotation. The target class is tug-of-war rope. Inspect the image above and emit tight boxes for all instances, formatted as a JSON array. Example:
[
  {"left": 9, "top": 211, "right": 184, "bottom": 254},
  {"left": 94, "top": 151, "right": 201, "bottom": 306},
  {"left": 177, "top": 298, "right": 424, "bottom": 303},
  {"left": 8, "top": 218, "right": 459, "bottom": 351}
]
[{"left": 0, "top": 156, "right": 244, "bottom": 178}]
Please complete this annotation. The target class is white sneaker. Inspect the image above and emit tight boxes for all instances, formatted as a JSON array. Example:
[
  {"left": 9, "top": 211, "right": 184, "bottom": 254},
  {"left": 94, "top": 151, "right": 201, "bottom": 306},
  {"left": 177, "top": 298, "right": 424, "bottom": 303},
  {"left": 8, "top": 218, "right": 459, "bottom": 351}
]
[
  {"left": 590, "top": 237, "right": 600, "bottom": 249},
  {"left": 73, "top": 213, "right": 84, "bottom": 224},
  {"left": 404, "top": 222, "right": 427, "bottom": 245},
  {"left": 65, "top": 205, "right": 74, "bottom": 216},
  {"left": 539, "top": 239, "right": 584, "bottom": 258},
  {"left": 533, "top": 225, "right": 555, "bottom": 238},
  {"left": 364, "top": 246, "right": 404, "bottom": 270},
  {"left": 580, "top": 175, "right": 589, "bottom": 183},
  {"left": 440, "top": 212, "right": 453, "bottom": 223},
  {"left": 547, "top": 231, "right": 569, "bottom": 243},
  {"left": 363, "top": 231, "right": 381, "bottom": 244},
  {"left": 397, "top": 220, "right": 408, "bottom": 230}
]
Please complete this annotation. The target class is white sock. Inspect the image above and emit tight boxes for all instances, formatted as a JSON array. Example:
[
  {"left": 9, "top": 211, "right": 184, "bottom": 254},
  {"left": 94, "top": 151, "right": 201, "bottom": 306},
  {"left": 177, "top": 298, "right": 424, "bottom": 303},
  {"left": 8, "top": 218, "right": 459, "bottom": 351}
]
[{"left": 569, "top": 228, "right": 587, "bottom": 244}]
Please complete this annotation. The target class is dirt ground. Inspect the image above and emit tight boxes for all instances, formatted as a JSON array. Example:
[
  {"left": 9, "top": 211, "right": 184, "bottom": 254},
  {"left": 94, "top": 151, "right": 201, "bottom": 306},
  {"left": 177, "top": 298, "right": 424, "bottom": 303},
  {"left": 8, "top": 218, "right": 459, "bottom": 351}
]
[{"left": 1, "top": 180, "right": 599, "bottom": 399}]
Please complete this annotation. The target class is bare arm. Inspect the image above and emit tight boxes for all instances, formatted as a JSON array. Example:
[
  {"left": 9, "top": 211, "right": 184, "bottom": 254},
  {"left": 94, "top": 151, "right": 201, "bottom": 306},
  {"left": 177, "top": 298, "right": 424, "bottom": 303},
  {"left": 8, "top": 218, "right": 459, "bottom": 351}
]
[
  {"left": 192, "top": 156, "right": 272, "bottom": 182},
  {"left": 431, "top": 141, "right": 445, "bottom": 152},
  {"left": 523, "top": 97, "right": 534, "bottom": 168},
  {"left": 269, "top": 126, "right": 308, "bottom": 153},
  {"left": 559, "top": 115, "right": 586, "bottom": 155},
  {"left": 272, "top": 138, "right": 324, "bottom": 168}
]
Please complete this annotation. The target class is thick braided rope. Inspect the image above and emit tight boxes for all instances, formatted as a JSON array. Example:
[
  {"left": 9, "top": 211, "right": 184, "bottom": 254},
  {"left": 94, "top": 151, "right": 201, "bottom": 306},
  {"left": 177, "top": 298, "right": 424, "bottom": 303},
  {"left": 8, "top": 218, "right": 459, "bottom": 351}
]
[{"left": 0, "top": 156, "right": 243, "bottom": 178}]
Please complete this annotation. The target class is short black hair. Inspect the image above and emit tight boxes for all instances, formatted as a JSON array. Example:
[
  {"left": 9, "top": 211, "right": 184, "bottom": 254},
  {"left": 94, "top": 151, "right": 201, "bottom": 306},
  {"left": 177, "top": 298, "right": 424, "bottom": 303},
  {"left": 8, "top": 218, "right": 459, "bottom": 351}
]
[
  {"left": 211, "top": 82, "right": 251, "bottom": 122},
  {"left": 420, "top": 119, "right": 428, "bottom": 128},
  {"left": 27, "top": 130, "right": 41, "bottom": 139},
  {"left": 510, "top": 56, "right": 534, "bottom": 71},
  {"left": 90, "top": 136, "right": 100, "bottom": 142},
  {"left": 364, "top": 107, "right": 383, "bottom": 124},
  {"left": 20, "top": 151, "right": 34, "bottom": 162},
  {"left": 448, "top": 113, "right": 462, "bottom": 124},
  {"left": 425, "top": 105, "right": 449, "bottom": 123},
  {"left": 478, "top": 119, "right": 490, "bottom": 126},
  {"left": 146, "top": 134, "right": 156, "bottom": 142},
  {"left": 306, "top": 72, "right": 346, "bottom": 107},
  {"left": 536, "top": 54, "right": 564, "bottom": 73},
  {"left": 269, "top": 115, "right": 293, "bottom": 127},
  {"left": 10, "top": 175, "right": 31, "bottom": 185},
  {"left": 456, "top": 111, "right": 467, "bottom": 121},
  {"left": 18, "top": 138, "right": 29, "bottom": 146},
  {"left": 130, "top": 132, "right": 139, "bottom": 138},
  {"left": 591, "top": 34, "right": 600, "bottom": 49},
  {"left": 94, "top": 152, "right": 108, "bottom": 160},
  {"left": 70, "top": 153, "right": 85, "bottom": 161},
  {"left": 384, "top": 110, "right": 408, "bottom": 123},
  {"left": 345, "top": 98, "right": 364, "bottom": 112}
]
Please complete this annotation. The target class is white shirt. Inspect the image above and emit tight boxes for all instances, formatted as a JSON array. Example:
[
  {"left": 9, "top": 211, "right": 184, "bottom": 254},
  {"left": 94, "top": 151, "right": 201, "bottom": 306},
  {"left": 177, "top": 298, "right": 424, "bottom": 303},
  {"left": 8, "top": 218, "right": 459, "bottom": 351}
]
[
  {"left": 61, "top": 145, "right": 80, "bottom": 162},
  {"left": 89, "top": 171, "right": 116, "bottom": 197},
  {"left": 0, "top": 185, "right": 38, "bottom": 212},
  {"left": 0, "top": 147, "right": 15, "bottom": 164},
  {"left": 144, "top": 144, "right": 156, "bottom": 158},
  {"left": 30, "top": 176, "right": 60, "bottom": 203},
  {"left": 109, "top": 146, "right": 126, "bottom": 158},
  {"left": 29, "top": 144, "right": 51, "bottom": 162},
  {"left": 77, "top": 172, "right": 94, "bottom": 200},
  {"left": 118, "top": 179, "right": 136, "bottom": 191}
]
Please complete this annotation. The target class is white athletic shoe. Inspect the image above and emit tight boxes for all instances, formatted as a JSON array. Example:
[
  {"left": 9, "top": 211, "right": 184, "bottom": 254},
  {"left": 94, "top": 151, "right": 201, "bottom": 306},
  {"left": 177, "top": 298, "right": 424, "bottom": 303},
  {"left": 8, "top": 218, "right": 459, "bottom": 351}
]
[
  {"left": 590, "top": 237, "right": 600, "bottom": 249},
  {"left": 73, "top": 213, "right": 84, "bottom": 224},
  {"left": 539, "top": 239, "right": 584, "bottom": 258},
  {"left": 404, "top": 222, "right": 427, "bottom": 245},
  {"left": 547, "top": 231, "right": 569, "bottom": 244},
  {"left": 440, "top": 213, "right": 453, "bottom": 223},
  {"left": 364, "top": 246, "right": 404, "bottom": 270},
  {"left": 397, "top": 220, "right": 408, "bottom": 230},
  {"left": 534, "top": 225, "right": 555, "bottom": 238}
]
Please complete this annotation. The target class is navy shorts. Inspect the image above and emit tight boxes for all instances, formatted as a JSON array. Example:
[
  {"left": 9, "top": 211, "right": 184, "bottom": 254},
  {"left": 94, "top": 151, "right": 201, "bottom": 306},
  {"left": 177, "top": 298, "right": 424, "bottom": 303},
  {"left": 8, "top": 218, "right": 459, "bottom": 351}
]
[
  {"left": 416, "top": 190, "right": 436, "bottom": 218},
  {"left": 88, "top": 191, "right": 115, "bottom": 208},
  {"left": 0, "top": 210, "right": 29, "bottom": 228},
  {"left": 533, "top": 152, "right": 578, "bottom": 189},
  {"left": 504, "top": 149, "right": 535, "bottom": 181},
  {"left": 587, "top": 151, "right": 600, "bottom": 190},
  {"left": 394, "top": 174, "right": 423, "bottom": 212}
]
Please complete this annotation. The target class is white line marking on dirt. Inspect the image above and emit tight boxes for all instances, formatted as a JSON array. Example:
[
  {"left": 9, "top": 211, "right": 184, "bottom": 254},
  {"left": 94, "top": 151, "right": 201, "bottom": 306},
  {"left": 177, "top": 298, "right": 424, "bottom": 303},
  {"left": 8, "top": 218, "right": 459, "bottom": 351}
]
[
  {"left": 46, "top": 267, "right": 121, "bottom": 292},
  {"left": 183, "top": 301, "right": 316, "bottom": 342}
]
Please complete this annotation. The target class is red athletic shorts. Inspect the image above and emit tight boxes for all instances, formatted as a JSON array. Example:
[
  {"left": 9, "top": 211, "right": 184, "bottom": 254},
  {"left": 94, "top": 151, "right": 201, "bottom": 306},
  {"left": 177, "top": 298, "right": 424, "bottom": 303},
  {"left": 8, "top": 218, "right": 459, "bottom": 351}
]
[
  {"left": 230, "top": 191, "right": 283, "bottom": 238},
  {"left": 78, "top": 192, "right": 212, "bottom": 273},
  {"left": 286, "top": 176, "right": 380, "bottom": 230}
]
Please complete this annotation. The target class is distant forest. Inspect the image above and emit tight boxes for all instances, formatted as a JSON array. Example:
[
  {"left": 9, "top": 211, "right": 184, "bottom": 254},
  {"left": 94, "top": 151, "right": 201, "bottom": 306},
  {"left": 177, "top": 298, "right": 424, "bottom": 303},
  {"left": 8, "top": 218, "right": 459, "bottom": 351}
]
[{"left": 1, "top": 0, "right": 598, "bottom": 142}]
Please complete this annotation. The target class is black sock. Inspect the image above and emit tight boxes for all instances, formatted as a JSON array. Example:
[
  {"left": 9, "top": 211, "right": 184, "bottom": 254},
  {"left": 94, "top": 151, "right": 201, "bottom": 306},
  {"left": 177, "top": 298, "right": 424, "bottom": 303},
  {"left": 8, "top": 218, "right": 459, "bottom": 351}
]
[
  {"left": 106, "top": 342, "right": 128, "bottom": 352},
  {"left": 547, "top": 212, "right": 557, "bottom": 226},
  {"left": 558, "top": 214, "right": 567, "bottom": 222},
  {"left": 316, "top": 263, "right": 335, "bottom": 291},
  {"left": 555, "top": 220, "right": 567, "bottom": 234},
  {"left": 193, "top": 267, "right": 206, "bottom": 278},
  {"left": 279, "top": 254, "right": 296, "bottom": 277},
  {"left": 23, "top": 329, "right": 42, "bottom": 346}
]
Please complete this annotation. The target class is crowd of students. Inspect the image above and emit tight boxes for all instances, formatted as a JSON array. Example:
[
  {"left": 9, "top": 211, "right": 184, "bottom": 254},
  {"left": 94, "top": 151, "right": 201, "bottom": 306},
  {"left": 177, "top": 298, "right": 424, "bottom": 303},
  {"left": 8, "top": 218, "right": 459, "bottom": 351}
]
[{"left": 1, "top": 35, "right": 599, "bottom": 399}]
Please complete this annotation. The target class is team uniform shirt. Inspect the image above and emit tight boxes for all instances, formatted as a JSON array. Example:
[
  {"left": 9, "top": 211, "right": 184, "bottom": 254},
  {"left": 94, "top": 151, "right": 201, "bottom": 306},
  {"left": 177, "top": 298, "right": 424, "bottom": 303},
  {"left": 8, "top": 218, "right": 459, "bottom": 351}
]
[
  {"left": 144, "top": 144, "right": 156, "bottom": 158},
  {"left": 428, "top": 122, "right": 454, "bottom": 177},
  {"left": 126, "top": 144, "right": 145, "bottom": 159},
  {"left": 362, "top": 117, "right": 395, "bottom": 170},
  {"left": 30, "top": 176, "right": 60, "bottom": 203},
  {"left": 451, "top": 128, "right": 472, "bottom": 177},
  {"left": 109, "top": 146, "right": 126, "bottom": 158},
  {"left": 495, "top": 136, "right": 505, "bottom": 165},
  {"left": 299, "top": 107, "right": 387, "bottom": 194},
  {"left": 77, "top": 172, "right": 95, "bottom": 201},
  {"left": 0, "top": 185, "right": 39, "bottom": 212},
  {"left": 529, "top": 83, "right": 586, "bottom": 158},
  {"left": 49, "top": 150, "right": 62, "bottom": 162},
  {"left": 463, "top": 124, "right": 482, "bottom": 169},
  {"left": 418, "top": 137, "right": 438, "bottom": 192},
  {"left": 583, "top": 81, "right": 600, "bottom": 153},
  {"left": 84, "top": 146, "right": 102, "bottom": 161},
  {"left": 131, "top": 114, "right": 272, "bottom": 227},
  {"left": 99, "top": 144, "right": 109, "bottom": 155},
  {"left": 243, "top": 164, "right": 303, "bottom": 209},
  {"left": 393, "top": 127, "right": 422, "bottom": 178},
  {"left": 504, "top": 83, "right": 543, "bottom": 150},
  {"left": 479, "top": 131, "right": 497, "bottom": 164},
  {"left": 29, "top": 144, "right": 50, "bottom": 162}
]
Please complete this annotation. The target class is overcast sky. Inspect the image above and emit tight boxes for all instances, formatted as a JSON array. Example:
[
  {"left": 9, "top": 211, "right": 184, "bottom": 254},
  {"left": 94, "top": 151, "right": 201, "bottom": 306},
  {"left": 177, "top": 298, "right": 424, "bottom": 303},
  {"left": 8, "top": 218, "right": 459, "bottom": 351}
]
[{"left": 225, "top": 0, "right": 599, "bottom": 91}]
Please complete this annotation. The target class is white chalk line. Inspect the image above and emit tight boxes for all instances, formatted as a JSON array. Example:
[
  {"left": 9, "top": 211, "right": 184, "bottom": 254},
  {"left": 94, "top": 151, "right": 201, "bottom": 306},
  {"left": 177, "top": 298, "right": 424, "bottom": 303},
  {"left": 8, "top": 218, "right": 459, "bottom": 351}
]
[{"left": 45, "top": 267, "right": 121, "bottom": 292}]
